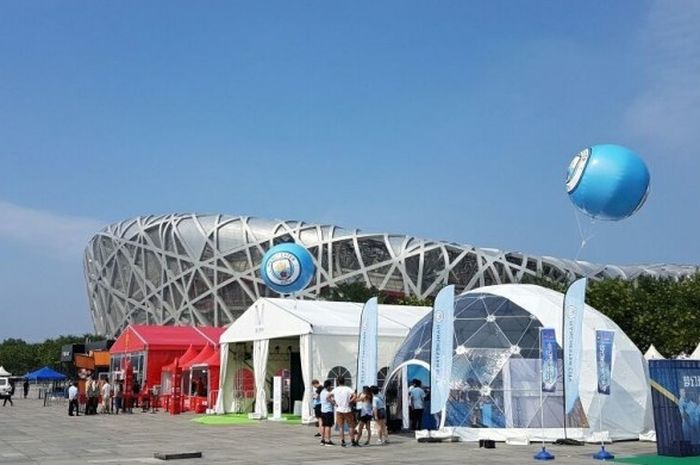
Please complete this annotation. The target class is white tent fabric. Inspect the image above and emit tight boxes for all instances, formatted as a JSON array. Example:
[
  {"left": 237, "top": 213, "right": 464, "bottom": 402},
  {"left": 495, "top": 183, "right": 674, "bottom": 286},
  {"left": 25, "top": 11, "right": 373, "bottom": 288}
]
[
  {"left": 689, "top": 343, "right": 700, "bottom": 360},
  {"left": 644, "top": 344, "right": 665, "bottom": 360},
  {"left": 217, "top": 298, "right": 430, "bottom": 420},
  {"left": 299, "top": 334, "right": 313, "bottom": 421},
  {"left": 412, "top": 284, "right": 653, "bottom": 442},
  {"left": 253, "top": 339, "right": 269, "bottom": 418},
  {"left": 0, "top": 366, "right": 11, "bottom": 377}
]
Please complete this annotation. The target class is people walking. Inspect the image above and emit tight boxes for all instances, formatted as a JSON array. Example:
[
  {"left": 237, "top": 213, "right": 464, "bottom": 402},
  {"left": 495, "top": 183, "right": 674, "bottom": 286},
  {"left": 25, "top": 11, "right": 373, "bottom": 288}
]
[
  {"left": 2, "top": 381, "right": 14, "bottom": 406},
  {"left": 68, "top": 381, "right": 79, "bottom": 416},
  {"left": 101, "top": 379, "right": 112, "bottom": 414},
  {"left": 23, "top": 379, "right": 29, "bottom": 399},
  {"left": 86, "top": 379, "right": 99, "bottom": 415}
]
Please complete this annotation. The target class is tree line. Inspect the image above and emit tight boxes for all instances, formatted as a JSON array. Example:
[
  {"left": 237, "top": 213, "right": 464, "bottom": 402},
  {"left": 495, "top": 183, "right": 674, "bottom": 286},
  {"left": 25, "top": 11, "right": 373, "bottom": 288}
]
[
  {"left": 1, "top": 274, "right": 698, "bottom": 375},
  {"left": 0, "top": 334, "right": 94, "bottom": 377},
  {"left": 324, "top": 274, "right": 700, "bottom": 357}
]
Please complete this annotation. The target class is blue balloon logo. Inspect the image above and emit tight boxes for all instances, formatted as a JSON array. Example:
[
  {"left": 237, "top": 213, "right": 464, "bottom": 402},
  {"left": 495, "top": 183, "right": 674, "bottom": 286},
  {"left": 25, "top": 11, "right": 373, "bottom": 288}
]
[
  {"left": 261, "top": 243, "right": 316, "bottom": 294},
  {"left": 566, "top": 144, "right": 650, "bottom": 221}
]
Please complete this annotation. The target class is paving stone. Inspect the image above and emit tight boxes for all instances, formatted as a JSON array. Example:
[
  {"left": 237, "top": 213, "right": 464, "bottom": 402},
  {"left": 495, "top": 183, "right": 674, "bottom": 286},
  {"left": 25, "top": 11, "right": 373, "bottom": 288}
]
[{"left": 0, "top": 397, "right": 660, "bottom": 464}]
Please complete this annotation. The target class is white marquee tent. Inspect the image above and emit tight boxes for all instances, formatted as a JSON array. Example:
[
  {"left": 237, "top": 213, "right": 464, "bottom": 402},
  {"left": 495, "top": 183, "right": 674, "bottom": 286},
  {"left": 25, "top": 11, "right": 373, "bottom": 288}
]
[
  {"left": 0, "top": 366, "right": 11, "bottom": 377},
  {"left": 215, "top": 298, "right": 430, "bottom": 421},
  {"left": 689, "top": 343, "right": 700, "bottom": 360},
  {"left": 644, "top": 344, "right": 666, "bottom": 360}
]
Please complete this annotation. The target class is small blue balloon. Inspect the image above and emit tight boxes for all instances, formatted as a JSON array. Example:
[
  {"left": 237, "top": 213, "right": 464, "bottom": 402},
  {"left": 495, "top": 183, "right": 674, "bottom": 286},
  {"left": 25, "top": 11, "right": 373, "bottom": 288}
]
[
  {"left": 566, "top": 144, "right": 650, "bottom": 221},
  {"left": 260, "top": 243, "right": 316, "bottom": 294}
]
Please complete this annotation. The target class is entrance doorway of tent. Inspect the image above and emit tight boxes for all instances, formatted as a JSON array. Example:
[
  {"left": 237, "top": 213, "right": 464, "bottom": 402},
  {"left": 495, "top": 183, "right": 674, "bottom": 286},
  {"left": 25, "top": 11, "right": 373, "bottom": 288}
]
[{"left": 384, "top": 360, "right": 437, "bottom": 431}]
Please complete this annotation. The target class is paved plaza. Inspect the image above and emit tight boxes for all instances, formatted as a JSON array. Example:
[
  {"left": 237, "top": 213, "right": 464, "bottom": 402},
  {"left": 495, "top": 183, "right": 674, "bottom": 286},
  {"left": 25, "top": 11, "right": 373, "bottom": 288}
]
[{"left": 0, "top": 397, "right": 660, "bottom": 465}]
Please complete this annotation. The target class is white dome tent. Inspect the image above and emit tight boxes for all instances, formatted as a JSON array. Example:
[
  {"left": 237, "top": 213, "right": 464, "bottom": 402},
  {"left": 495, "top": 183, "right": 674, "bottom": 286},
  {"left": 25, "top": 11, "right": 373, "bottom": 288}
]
[{"left": 388, "top": 284, "right": 653, "bottom": 442}]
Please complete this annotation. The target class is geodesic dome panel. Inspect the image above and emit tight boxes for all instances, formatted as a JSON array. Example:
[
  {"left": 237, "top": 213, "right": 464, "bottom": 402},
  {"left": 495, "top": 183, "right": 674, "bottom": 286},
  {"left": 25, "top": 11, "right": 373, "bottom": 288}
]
[{"left": 391, "top": 292, "right": 567, "bottom": 430}]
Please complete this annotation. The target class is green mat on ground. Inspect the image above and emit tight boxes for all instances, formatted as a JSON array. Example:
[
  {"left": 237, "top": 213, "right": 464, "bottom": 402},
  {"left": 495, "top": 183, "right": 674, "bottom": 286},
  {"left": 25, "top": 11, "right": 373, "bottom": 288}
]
[
  {"left": 614, "top": 455, "right": 700, "bottom": 464},
  {"left": 192, "top": 413, "right": 256, "bottom": 425},
  {"left": 192, "top": 413, "right": 301, "bottom": 426}
]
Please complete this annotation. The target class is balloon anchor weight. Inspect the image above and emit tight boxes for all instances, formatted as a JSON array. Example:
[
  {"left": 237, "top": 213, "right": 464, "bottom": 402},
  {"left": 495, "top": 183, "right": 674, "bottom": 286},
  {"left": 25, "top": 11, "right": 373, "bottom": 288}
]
[
  {"left": 593, "top": 445, "right": 614, "bottom": 460},
  {"left": 534, "top": 446, "right": 555, "bottom": 460}
]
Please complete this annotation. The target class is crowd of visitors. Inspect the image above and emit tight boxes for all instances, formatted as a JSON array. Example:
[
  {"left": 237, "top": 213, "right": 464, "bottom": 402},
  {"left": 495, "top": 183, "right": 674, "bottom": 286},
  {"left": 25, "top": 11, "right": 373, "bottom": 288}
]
[
  {"left": 311, "top": 376, "right": 388, "bottom": 447},
  {"left": 67, "top": 377, "right": 157, "bottom": 417}
]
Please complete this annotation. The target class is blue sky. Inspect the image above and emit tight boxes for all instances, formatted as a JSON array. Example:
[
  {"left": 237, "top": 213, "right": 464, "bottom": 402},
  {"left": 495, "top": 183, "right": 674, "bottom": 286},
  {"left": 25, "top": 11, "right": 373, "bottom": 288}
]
[{"left": 1, "top": 1, "right": 698, "bottom": 340}]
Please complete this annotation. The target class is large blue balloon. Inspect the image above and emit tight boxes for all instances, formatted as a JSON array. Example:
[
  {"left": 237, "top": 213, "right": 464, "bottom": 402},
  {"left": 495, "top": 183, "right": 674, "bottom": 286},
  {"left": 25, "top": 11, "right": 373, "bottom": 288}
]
[
  {"left": 566, "top": 144, "right": 650, "bottom": 221},
  {"left": 260, "top": 243, "right": 316, "bottom": 294}
]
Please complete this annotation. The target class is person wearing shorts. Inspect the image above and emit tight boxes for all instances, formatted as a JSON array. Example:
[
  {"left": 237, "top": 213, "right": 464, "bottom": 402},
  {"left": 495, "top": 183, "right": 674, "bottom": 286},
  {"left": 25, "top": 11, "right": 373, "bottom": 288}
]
[
  {"left": 371, "top": 385, "right": 388, "bottom": 444},
  {"left": 332, "top": 376, "right": 358, "bottom": 447},
  {"left": 356, "top": 386, "right": 373, "bottom": 445},
  {"left": 319, "top": 380, "right": 335, "bottom": 446},
  {"left": 312, "top": 380, "right": 322, "bottom": 437}
]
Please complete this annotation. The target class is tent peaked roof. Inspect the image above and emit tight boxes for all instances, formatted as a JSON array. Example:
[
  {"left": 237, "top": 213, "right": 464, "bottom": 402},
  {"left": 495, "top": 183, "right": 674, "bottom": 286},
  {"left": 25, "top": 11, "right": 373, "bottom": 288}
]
[
  {"left": 25, "top": 366, "right": 67, "bottom": 381},
  {"left": 0, "top": 366, "right": 11, "bottom": 377},
  {"left": 202, "top": 348, "right": 221, "bottom": 368},
  {"left": 162, "top": 345, "right": 200, "bottom": 373},
  {"left": 220, "top": 297, "right": 431, "bottom": 343},
  {"left": 111, "top": 325, "right": 222, "bottom": 353},
  {"left": 644, "top": 344, "right": 666, "bottom": 360},
  {"left": 690, "top": 343, "right": 700, "bottom": 360},
  {"left": 184, "top": 344, "right": 216, "bottom": 369}
]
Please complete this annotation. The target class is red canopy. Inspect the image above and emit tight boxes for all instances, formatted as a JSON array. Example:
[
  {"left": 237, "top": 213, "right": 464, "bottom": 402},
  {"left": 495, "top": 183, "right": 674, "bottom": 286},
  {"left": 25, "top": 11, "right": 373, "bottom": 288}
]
[
  {"left": 162, "top": 345, "right": 199, "bottom": 373},
  {"left": 202, "top": 348, "right": 221, "bottom": 368},
  {"left": 183, "top": 345, "right": 216, "bottom": 370},
  {"left": 110, "top": 325, "right": 219, "bottom": 353}
]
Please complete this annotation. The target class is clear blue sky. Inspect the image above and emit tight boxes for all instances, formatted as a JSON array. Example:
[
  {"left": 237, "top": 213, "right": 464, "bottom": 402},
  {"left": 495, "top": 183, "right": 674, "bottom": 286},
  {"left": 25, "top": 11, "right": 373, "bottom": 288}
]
[{"left": 1, "top": 1, "right": 698, "bottom": 340}]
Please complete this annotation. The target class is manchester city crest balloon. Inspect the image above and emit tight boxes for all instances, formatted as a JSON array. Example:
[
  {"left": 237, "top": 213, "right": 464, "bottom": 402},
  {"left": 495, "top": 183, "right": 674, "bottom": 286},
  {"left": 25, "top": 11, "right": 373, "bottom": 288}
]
[
  {"left": 260, "top": 243, "right": 316, "bottom": 294},
  {"left": 566, "top": 144, "right": 650, "bottom": 221}
]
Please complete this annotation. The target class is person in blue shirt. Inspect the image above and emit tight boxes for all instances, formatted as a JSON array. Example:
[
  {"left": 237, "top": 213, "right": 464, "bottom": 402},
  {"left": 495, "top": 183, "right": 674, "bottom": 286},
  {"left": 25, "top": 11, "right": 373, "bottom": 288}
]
[
  {"left": 371, "top": 385, "right": 388, "bottom": 444},
  {"left": 311, "top": 380, "right": 322, "bottom": 438},
  {"left": 408, "top": 379, "right": 426, "bottom": 431}
]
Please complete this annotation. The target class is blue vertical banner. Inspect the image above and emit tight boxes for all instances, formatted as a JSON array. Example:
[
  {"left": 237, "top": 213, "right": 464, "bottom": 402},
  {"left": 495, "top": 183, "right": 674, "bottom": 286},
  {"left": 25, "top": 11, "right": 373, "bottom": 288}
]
[
  {"left": 430, "top": 285, "right": 455, "bottom": 416},
  {"left": 540, "top": 328, "right": 558, "bottom": 393},
  {"left": 564, "top": 277, "right": 587, "bottom": 414},
  {"left": 356, "top": 297, "right": 378, "bottom": 389},
  {"left": 596, "top": 330, "right": 615, "bottom": 395}
]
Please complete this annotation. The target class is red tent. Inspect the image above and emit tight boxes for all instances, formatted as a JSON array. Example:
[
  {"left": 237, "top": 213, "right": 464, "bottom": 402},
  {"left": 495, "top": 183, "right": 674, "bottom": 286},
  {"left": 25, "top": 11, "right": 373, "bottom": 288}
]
[
  {"left": 110, "top": 325, "right": 221, "bottom": 390},
  {"left": 202, "top": 348, "right": 221, "bottom": 402},
  {"left": 182, "top": 345, "right": 216, "bottom": 371},
  {"left": 162, "top": 345, "right": 199, "bottom": 373}
]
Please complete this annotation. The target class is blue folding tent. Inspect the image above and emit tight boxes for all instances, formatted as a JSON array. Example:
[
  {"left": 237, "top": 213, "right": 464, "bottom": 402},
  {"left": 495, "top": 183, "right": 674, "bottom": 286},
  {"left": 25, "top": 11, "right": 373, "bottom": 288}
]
[{"left": 24, "top": 366, "right": 67, "bottom": 382}]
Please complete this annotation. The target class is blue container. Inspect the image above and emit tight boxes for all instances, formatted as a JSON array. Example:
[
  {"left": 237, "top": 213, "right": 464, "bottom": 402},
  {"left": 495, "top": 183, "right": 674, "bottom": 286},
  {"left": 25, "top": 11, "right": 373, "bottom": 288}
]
[{"left": 649, "top": 360, "right": 700, "bottom": 457}]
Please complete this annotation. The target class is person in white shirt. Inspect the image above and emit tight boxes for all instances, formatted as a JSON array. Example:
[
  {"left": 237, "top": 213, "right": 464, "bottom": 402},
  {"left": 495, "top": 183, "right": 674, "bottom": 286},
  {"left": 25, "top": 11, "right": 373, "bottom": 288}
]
[
  {"left": 319, "top": 380, "right": 335, "bottom": 446},
  {"left": 68, "top": 381, "right": 80, "bottom": 417},
  {"left": 101, "top": 380, "right": 112, "bottom": 414},
  {"left": 408, "top": 379, "right": 426, "bottom": 431},
  {"left": 331, "top": 376, "right": 358, "bottom": 447}
]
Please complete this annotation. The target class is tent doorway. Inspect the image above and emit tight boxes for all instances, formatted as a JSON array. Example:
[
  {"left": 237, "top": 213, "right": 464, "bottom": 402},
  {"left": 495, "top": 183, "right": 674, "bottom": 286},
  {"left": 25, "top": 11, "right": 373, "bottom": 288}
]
[
  {"left": 289, "top": 351, "right": 303, "bottom": 413},
  {"left": 384, "top": 360, "right": 436, "bottom": 431}
]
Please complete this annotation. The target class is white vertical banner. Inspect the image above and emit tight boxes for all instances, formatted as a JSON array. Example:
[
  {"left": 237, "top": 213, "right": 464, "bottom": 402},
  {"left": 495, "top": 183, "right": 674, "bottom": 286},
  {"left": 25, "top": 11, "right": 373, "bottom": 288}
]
[
  {"left": 430, "top": 285, "right": 455, "bottom": 418},
  {"left": 564, "top": 277, "right": 587, "bottom": 414},
  {"left": 357, "top": 297, "right": 378, "bottom": 390},
  {"left": 272, "top": 375, "right": 282, "bottom": 420}
]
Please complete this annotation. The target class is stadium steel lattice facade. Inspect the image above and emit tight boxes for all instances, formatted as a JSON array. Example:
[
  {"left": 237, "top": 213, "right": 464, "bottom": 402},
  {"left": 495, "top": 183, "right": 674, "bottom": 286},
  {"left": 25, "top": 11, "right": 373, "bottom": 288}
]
[{"left": 84, "top": 214, "right": 697, "bottom": 337}]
